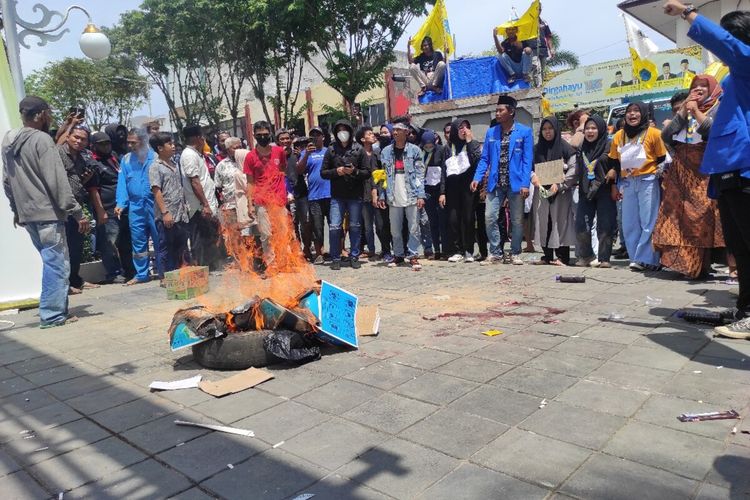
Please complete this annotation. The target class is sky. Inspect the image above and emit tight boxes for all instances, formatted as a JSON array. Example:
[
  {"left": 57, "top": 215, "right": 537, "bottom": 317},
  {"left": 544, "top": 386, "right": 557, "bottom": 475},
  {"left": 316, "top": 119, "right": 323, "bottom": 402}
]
[{"left": 13, "top": 0, "right": 675, "bottom": 118}]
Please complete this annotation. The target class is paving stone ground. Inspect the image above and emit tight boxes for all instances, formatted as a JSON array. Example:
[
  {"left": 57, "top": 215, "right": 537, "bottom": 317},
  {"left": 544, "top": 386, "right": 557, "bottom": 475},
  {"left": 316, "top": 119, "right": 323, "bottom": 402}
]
[{"left": 1, "top": 257, "right": 749, "bottom": 499}]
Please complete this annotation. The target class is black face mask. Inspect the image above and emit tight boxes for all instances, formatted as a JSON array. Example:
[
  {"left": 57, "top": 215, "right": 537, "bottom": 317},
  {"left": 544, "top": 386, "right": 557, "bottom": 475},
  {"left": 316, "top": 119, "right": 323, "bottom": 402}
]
[{"left": 255, "top": 134, "right": 271, "bottom": 147}]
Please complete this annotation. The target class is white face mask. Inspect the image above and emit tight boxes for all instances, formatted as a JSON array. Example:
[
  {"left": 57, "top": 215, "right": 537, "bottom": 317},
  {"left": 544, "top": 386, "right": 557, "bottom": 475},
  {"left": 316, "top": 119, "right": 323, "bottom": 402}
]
[{"left": 337, "top": 130, "right": 350, "bottom": 143}]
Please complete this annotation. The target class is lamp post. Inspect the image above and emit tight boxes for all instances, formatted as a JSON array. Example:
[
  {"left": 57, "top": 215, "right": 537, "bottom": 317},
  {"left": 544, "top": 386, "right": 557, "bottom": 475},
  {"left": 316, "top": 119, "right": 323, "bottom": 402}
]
[{"left": 0, "top": 1, "right": 111, "bottom": 98}]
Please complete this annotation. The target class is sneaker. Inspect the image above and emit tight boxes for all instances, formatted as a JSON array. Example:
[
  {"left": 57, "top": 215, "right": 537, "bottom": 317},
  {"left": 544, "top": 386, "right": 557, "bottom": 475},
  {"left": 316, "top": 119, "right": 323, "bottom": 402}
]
[
  {"left": 575, "top": 257, "right": 594, "bottom": 267},
  {"left": 383, "top": 254, "right": 395, "bottom": 264},
  {"left": 351, "top": 259, "right": 361, "bottom": 270},
  {"left": 39, "top": 316, "right": 78, "bottom": 329},
  {"left": 511, "top": 255, "right": 524, "bottom": 265},
  {"left": 448, "top": 254, "right": 464, "bottom": 263},
  {"left": 331, "top": 261, "right": 341, "bottom": 271},
  {"left": 388, "top": 257, "right": 405, "bottom": 268},
  {"left": 714, "top": 317, "right": 750, "bottom": 339},
  {"left": 410, "top": 257, "right": 422, "bottom": 271},
  {"left": 589, "top": 259, "right": 600, "bottom": 268},
  {"left": 464, "top": 253, "right": 475, "bottom": 263},
  {"left": 481, "top": 256, "right": 503, "bottom": 266},
  {"left": 597, "top": 261, "right": 612, "bottom": 269},
  {"left": 502, "top": 254, "right": 512, "bottom": 265},
  {"left": 629, "top": 262, "right": 645, "bottom": 271},
  {"left": 425, "top": 251, "right": 435, "bottom": 260},
  {"left": 313, "top": 255, "right": 325, "bottom": 265}
]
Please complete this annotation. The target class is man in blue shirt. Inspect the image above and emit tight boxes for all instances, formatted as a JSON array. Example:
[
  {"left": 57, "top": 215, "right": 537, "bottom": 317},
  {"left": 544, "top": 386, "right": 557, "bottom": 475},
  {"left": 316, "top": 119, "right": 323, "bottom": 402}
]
[
  {"left": 296, "top": 127, "right": 331, "bottom": 264},
  {"left": 471, "top": 95, "right": 534, "bottom": 265},
  {"left": 664, "top": 0, "right": 750, "bottom": 338}
]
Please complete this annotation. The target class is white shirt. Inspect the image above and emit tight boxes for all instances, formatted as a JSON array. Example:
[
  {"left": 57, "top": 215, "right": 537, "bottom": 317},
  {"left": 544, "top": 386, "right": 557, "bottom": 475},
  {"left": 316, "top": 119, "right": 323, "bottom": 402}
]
[
  {"left": 214, "top": 158, "right": 240, "bottom": 210},
  {"left": 180, "top": 146, "right": 218, "bottom": 215}
]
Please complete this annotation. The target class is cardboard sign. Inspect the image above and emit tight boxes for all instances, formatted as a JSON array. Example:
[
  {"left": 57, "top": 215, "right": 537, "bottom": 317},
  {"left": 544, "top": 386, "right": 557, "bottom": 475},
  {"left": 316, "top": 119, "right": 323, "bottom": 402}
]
[
  {"left": 198, "top": 367, "right": 274, "bottom": 397},
  {"left": 534, "top": 159, "right": 565, "bottom": 186},
  {"left": 356, "top": 305, "right": 380, "bottom": 337},
  {"left": 169, "top": 322, "right": 214, "bottom": 351},
  {"left": 317, "top": 281, "right": 359, "bottom": 348}
]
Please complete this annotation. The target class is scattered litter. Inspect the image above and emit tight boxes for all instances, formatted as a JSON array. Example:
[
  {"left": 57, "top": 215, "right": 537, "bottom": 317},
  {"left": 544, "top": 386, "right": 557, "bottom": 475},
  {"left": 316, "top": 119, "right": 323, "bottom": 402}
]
[
  {"left": 199, "top": 367, "right": 274, "bottom": 397},
  {"left": 677, "top": 409, "right": 740, "bottom": 422},
  {"left": 20, "top": 430, "right": 32, "bottom": 435},
  {"left": 23, "top": 435, "right": 35, "bottom": 440},
  {"left": 33, "top": 447, "right": 48, "bottom": 452},
  {"left": 693, "top": 371, "right": 702, "bottom": 374},
  {"left": 742, "top": 430, "right": 750, "bottom": 435},
  {"left": 571, "top": 335, "right": 580, "bottom": 338},
  {"left": 539, "top": 399, "right": 548, "bottom": 409},
  {"left": 555, "top": 275, "right": 585, "bottom": 283},
  {"left": 357, "top": 305, "right": 381, "bottom": 337},
  {"left": 607, "top": 312, "right": 626, "bottom": 321},
  {"left": 433, "top": 295, "right": 451, "bottom": 301},
  {"left": 149, "top": 375, "right": 202, "bottom": 391},
  {"left": 645, "top": 296, "right": 663, "bottom": 307},
  {"left": 174, "top": 420, "right": 255, "bottom": 437},
  {"left": 25, "top": 398, "right": 29, "bottom": 402},
  {"left": 58, "top": 493, "right": 64, "bottom": 500},
  {"left": 542, "top": 319, "right": 560, "bottom": 324},
  {"left": 227, "top": 464, "right": 234, "bottom": 469},
  {"left": 292, "top": 495, "right": 315, "bottom": 500},
  {"left": 716, "top": 366, "right": 723, "bottom": 370},
  {"left": 273, "top": 441, "right": 285, "bottom": 448},
  {"left": 482, "top": 329, "right": 503, "bottom": 337},
  {"left": 699, "top": 400, "right": 703, "bottom": 403},
  {"left": 732, "top": 426, "right": 738, "bottom": 435},
  {"left": 176, "top": 442, "right": 185, "bottom": 447}
]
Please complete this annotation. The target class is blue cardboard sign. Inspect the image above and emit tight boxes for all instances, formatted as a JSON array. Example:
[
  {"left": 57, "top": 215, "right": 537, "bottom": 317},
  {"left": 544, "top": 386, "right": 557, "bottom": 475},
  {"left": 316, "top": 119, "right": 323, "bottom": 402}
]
[
  {"left": 169, "top": 322, "right": 213, "bottom": 351},
  {"left": 317, "top": 281, "right": 359, "bottom": 348}
]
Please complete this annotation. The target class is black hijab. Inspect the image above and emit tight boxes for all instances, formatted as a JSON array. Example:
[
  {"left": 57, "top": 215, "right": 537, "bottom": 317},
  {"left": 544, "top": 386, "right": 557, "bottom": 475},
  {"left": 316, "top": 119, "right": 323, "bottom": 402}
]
[
  {"left": 449, "top": 119, "right": 469, "bottom": 153},
  {"left": 623, "top": 101, "right": 649, "bottom": 139},
  {"left": 534, "top": 116, "right": 573, "bottom": 164},
  {"left": 580, "top": 115, "right": 609, "bottom": 161}
]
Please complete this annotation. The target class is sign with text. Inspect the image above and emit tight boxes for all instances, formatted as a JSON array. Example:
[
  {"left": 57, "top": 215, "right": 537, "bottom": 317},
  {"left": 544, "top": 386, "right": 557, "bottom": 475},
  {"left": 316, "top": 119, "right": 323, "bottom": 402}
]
[{"left": 317, "top": 281, "right": 359, "bottom": 348}]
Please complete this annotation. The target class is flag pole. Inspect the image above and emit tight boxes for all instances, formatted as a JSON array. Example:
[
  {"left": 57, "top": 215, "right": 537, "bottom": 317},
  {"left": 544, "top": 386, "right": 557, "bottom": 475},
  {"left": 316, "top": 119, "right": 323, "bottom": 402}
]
[{"left": 446, "top": 34, "right": 455, "bottom": 100}]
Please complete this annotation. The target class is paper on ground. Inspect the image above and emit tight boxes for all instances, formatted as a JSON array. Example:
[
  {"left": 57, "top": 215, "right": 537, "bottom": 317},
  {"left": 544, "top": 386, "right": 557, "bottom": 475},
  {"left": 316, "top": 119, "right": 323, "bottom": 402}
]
[
  {"left": 149, "top": 375, "right": 202, "bottom": 391},
  {"left": 356, "top": 305, "right": 380, "bottom": 337},
  {"left": 199, "top": 367, "right": 274, "bottom": 397},
  {"left": 174, "top": 420, "right": 255, "bottom": 437}
]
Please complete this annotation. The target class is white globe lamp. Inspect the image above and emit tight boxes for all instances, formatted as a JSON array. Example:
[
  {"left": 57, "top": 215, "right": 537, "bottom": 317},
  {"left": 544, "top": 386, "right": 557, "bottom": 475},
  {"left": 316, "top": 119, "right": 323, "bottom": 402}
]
[{"left": 79, "top": 23, "right": 111, "bottom": 61}]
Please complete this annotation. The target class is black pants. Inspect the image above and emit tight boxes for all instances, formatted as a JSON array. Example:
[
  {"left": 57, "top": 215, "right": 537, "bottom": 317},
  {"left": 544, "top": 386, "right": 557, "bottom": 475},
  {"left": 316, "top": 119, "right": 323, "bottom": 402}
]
[
  {"left": 374, "top": 205, "right": 392, "bottom": 255},
  {"left": 65, "top": 216, "right": 85, "bottom": 289},
  {"left": 309, "top": 199, "right": 330, "bottom": 251},
  {"left": 718, "top": 189, "right": 750, "bottom": 313},
  {"left": 475, "top": 201, "right": 488, "bottom": 258},
  {"left": 445, "top": 174, "right": 477, "bottom": 256},
  {"left": 189, "top": 211, "right": 224, "bottom": 271},
  {"left": 118, "top": 212, "right": 136, "bottom": 280},
  {"left": 293, "top": 197, "right": 313, "bottom": 255}
]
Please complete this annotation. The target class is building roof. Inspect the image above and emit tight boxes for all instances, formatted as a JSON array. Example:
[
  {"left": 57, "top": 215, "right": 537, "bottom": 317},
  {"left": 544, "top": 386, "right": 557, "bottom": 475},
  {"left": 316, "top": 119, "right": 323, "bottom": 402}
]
[{"left": 618, "top": 0, "right": 678, "bottom": 42}]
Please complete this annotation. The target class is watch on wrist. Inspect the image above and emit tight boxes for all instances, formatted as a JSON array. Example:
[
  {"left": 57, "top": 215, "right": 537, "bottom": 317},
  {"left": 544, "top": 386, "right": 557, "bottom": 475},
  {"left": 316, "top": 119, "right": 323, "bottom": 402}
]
[{"left": 682, "top": 5, "right": 697, "bottom": 19}]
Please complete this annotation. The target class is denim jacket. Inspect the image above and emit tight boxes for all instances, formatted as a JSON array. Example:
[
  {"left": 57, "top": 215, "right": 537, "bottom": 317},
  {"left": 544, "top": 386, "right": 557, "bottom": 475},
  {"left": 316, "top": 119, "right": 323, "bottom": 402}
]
[{"left": 380, "top": 143, "right": 426, "bottom": 205}]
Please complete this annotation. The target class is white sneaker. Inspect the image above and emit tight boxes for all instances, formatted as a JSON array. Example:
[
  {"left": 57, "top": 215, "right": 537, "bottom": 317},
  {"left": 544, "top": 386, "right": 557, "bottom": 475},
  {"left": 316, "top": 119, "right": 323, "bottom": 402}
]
[
  {"left": 629, "top": 262, "right": 645, "bottom": 271},
  {"left": 511, "top": 255, "right": 524, "bottom": 265},
  {"left": 589, "top": 259, "right": 600, "bottom": 268},
  {"left": 714, "top": 317, "right": 750, "bottom": 339},
  {"left": 464, "top": 253, "right": 475, "bottom": 263},
  {"left": 448, "top": 254, "right": 464, "bottom": 263}
]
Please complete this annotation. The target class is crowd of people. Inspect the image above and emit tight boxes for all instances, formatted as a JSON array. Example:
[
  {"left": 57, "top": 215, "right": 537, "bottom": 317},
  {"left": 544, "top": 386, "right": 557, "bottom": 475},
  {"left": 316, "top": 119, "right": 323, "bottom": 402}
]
[{"left": 2, "top": 1, "right": 749, "bottom": 340}]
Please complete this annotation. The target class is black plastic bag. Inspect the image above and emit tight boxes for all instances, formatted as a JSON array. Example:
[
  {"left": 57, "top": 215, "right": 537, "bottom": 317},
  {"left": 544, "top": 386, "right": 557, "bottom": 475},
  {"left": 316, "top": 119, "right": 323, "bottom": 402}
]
[{"left": 263, "top": 330, "right": 321, "bottom": 365}]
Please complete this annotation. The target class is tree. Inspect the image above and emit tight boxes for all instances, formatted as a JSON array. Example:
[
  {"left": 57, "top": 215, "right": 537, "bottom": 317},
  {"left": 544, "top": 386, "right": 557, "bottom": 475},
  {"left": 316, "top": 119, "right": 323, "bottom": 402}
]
[
  {"left": 546, "top": 33, "right": 580, "bottom": 72},
  {"left": 24, "top": 56, "right": 148, "bottom": 130},
  {"left": 307, "top": 0, "right": 430, "bottom": 119}
]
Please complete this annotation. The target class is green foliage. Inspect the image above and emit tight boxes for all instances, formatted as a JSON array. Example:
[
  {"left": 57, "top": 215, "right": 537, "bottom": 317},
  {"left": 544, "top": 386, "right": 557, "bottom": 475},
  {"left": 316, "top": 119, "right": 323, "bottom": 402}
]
[
  {"left": 24, "top": 56, "right": 148, "bottom": 130},
  {"left": 307, "top": 0, "right": 430, "bottom": 110},
  {"left": 547, "top": 33, "right": 580, "bottom": 70}
]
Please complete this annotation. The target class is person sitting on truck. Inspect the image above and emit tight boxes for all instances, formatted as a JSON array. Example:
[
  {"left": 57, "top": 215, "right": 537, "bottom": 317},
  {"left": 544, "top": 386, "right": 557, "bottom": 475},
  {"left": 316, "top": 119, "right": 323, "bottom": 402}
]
[
  {"left": 408, "top": 36, "right": 446, "bottom": 97},
  {"left": 494, "top": 26, "right": 533, "bottom": 85}
]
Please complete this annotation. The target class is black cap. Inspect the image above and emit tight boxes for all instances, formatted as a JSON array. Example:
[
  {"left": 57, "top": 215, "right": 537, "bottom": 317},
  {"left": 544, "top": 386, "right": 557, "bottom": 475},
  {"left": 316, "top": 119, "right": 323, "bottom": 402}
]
[
  {"left": 91, "top": 132, "right": 111, "bottom": 143},
  {"left": 309, "top": 126, "right": 324, "bottom": 135},
  {"left": 19, "top": 96, "right": 50, "bottom": 116},
  {"left": 497, "top": 95, "right": 517, "bottom": 108},
  {"left": 182, "top": 124, "right": 202, "bottom": 139}
]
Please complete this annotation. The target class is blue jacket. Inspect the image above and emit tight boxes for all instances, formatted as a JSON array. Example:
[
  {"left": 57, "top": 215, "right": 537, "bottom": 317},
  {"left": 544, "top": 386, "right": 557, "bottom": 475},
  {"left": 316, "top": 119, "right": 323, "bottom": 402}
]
[
  {"left": 474, "top": 122, "right": 534, "bottom": 193},
  {"left": 380, "top": 143, "right": 425, "bottom": 205},
  {"left": 116, "top": 149, "right": 155, "bottom": 214},
  {"left": 688, "top": 15, "right": 750, "bottom": 180}
]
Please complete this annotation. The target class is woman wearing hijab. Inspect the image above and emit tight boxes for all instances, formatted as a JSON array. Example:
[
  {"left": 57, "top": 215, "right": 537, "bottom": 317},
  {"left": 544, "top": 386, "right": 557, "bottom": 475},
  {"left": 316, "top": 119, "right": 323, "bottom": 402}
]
[
  {"left": 421, "top": 130, "right": 447, "bottom": 258},
  {"left": 606, "top": 102, "right": 668, "bottom": 271},
  {"left": 576, "top": 115, "right": 618, "bottom": 267},
  {"left": 441, "top": 119, "right": 482, "bottom": 262},
  {"left": 375, "top": 123, "right": 393, "bottom": 154},
  {"left": 654, "top": 78, "right": 725, "bottom": 278},
  {"left": 531, "top": 117, "right": 577, "bottom": 265}
]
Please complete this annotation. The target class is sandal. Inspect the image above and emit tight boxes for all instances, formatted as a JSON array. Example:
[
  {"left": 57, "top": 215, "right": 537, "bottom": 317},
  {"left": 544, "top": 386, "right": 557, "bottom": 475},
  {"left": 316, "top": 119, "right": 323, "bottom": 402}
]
[
  {"left": 124, "top": 278, "right": 149, "bottom": 286},
  {"left": 68, "top": 287, "right": 82, "bottom": 295},
  {"left": 550, "top": 259, "right": 566, "bottom": 267}
]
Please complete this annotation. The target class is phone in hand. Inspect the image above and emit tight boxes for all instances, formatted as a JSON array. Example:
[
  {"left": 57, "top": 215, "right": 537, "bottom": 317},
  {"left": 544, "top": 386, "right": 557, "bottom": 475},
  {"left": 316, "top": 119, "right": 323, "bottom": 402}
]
[{"left": 68, "top": 106, "right": 85, "bottom": 120}]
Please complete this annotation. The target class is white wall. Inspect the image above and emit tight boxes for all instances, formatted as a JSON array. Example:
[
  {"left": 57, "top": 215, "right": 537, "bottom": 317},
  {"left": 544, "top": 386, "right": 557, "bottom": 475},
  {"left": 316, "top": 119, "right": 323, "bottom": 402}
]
[{"left": 1, "top": 41, "right": 43, "bottom": 304}]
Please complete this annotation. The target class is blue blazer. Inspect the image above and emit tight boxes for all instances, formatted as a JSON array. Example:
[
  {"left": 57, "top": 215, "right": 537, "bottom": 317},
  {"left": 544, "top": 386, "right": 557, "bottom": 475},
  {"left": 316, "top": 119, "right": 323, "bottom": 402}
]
[
  {"left": 473, "top": 122, "right": 534, "bottom": 193},
  {"left": 688, "top": 15, "right": 750, "bottom": 180}
]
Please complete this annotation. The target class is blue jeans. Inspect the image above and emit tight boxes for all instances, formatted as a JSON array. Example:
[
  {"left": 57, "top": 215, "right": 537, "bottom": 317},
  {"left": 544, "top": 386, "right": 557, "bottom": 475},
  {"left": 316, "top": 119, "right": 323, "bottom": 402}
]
[
  {"left": 25, "top": 222, "right": 70, "bottom": 326},
  {"left": 425, "top": 186, "right": 447, "bottom": 254},
  {"left": 486, "top": 186, "right": 524, "bottom": 257},
  {"left": 576, "top": 192, "right": 617, "bottom": 263},
  {"left": 389, "top": 205, "right": 420, "bottom": 258},
  {"left": 620, "top": 175, "right": 661, "bottom": 266},
  {"left": 330, "top": 198, "right": 362, "bottom": 262},
  {"left": 499, "top": 52, "right": 532, "bottom": 79},
  {"left": 156, "top": 220, "right": 190, "bottom": 277}
]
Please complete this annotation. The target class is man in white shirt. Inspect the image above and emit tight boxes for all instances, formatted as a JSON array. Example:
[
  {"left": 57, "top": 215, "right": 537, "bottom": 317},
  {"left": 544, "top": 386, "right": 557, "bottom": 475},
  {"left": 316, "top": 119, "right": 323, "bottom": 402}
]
[{"left": 180, "top": 125, "right": 223, "bottom": 270}]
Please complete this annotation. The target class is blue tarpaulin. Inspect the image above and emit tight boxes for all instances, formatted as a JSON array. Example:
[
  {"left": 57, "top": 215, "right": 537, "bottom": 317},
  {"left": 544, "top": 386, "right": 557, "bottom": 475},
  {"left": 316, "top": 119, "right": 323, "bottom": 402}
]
[{"left": 418, "top": 56, "right": 530, "bottom": 104}]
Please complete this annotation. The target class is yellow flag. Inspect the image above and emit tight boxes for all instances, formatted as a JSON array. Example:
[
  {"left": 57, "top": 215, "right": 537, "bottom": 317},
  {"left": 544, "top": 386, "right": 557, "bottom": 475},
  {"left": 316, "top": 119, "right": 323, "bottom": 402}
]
[
  {"left": 496, "top": 0, "right": 541, "bottom": 43},
  {"left": 541, "top": 96, "right": 552, "bottom": 116},
  {"left": 682, "top": 71, "right": 696, "bottom": 89},
  {"left": 411, "top": 0, "right": 455, "bottom": 57},
  {"left": 630, "top": 48, "right": 658, "bottom": 89},
  {"left": 704, "top": 61, "right": 730, "bottom": 83}
]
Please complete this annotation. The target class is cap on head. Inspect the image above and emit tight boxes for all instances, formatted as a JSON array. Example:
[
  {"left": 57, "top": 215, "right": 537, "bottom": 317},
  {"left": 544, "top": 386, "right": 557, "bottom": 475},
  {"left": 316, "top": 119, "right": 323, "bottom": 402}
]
[
  {"left": 91, "top": 132, "right": 111, "bottom": 143},
  {"left": 309, "top": 126, "right": 324, "bottom": 135}
]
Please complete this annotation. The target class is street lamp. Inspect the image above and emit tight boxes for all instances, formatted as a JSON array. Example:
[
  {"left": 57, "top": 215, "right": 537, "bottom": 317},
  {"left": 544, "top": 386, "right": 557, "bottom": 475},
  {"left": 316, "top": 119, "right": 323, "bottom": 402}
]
[{"left": 0, "top": 1, "right": 111, "bottom": 98}]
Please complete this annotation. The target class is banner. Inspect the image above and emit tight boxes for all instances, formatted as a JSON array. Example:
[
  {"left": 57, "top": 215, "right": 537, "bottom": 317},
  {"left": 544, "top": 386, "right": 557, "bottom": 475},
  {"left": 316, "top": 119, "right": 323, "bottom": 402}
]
[{"left": 543, "top": 48, "right": 704, "bottom": 112}]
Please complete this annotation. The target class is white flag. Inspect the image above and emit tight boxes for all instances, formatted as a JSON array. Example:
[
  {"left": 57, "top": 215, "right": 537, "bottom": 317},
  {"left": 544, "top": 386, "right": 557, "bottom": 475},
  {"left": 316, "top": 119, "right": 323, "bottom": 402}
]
[{"left": 623, "top": 14, "right": 659, "bottom": 59}]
